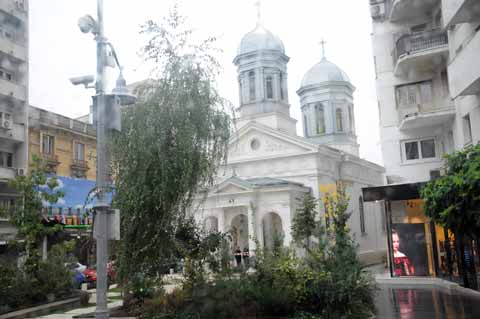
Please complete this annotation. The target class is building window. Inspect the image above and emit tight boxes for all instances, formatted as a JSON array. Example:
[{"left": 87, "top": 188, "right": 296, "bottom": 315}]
[
  {"left": 396, "top": 81, "right": 433, "bottom": 110},
  {"left": 249, "top": 71, "right": 256, "bottom": 102},
  {"left": 303, "top": 115, "right": 308, "bottom": 136},
  {"left": 348, "top": 105, "right": 354, "bottom": 132},
  {"left": 441, "top": 70, "right": 450, "bottom": 97},
  {"left": 42, "top": 134, "right": 55, "bottom": 155},
  {"left": 359, "top": 196, "right": 366, "bottom": 234},
  {"left": 403, "top": 138, "right": 437, "bottom": 161},
  {"left": 315, "top": 104, "right": 325, "bottom": 134},
  {"left": 0, "top": 68, "right": 15, "bottom": 82},
  {"left": 0, "top": 152, "right": 13, "bottom": 168},
  {"left": 279, "top": 73, "right": 284, "bottom": 100},
  {"left": 336, "top": 109, "right": 343, "bottom": 132},
  {"left": 238, "top": 80, "right": 243, "bottom": 104},
  {"left": 74, "top": 142, "right": 85, "bottom": 161},
  {"left": 266, "top": 76, "right": 273, "bottom": 99},
  {"left": 463, "top": 114, "right": 472, "bottom": 145}
]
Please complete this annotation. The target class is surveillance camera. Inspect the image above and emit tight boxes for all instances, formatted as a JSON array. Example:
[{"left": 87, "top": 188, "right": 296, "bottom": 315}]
[
  {"left": 70, "top": 75, "right": 95, "bottom": 88},
  {"left": 78, "top": 15, "right": 97, "bottom": 34}
]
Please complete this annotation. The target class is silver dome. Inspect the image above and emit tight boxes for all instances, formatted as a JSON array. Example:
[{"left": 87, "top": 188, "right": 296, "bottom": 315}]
[
  {"left": 237, "top": 25, "right": 285, "bottom": 55},
  {"left": 301, "top": 58, "right": 350, "bottom": 87}
]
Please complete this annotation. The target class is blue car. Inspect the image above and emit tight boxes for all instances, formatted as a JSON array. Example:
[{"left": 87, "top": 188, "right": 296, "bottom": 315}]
[{"left": 72, "top": 269, "right": 86, "bottom": 289}]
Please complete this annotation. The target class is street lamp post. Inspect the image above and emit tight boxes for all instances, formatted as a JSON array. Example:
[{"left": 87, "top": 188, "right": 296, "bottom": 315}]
[{"left": 72, "top": 1, "right": 136, "bottom": 318}]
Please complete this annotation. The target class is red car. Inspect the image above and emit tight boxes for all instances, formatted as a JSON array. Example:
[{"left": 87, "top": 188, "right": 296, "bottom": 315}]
[{"left": 84, "top": 261, "right": 116, "bottom": 289}]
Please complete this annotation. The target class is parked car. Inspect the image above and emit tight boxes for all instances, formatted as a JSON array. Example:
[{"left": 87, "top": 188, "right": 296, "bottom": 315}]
[
  {"left": 83, "top": 262, "right": 116, "bottom": 289},
  {"left": 65, "top": 262, "right": 87, "bottom": 289},
  {"left": 65, "top": 262, "right": 87, "bottom": 273}
]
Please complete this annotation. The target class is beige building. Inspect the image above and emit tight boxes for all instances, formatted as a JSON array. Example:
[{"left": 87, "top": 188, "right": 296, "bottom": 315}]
[
  {"left": 28, "top": 106, "right": 97, "bottom": 180},
  {"left": 0, "top": 0, "right": 28, "bottom": 244}
]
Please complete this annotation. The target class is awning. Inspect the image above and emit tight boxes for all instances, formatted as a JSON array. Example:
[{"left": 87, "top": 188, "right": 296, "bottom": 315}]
[{"left": 362, "top": 182, "right": 427, "bottom": 202}]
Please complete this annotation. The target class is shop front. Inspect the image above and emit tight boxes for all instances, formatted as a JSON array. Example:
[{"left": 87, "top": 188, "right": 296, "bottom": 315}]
[{"left": 363, "top": 183, "right": 480, "bottom": 290}]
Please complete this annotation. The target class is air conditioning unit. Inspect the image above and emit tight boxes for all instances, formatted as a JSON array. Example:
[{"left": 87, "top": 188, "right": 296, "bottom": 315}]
[
  {"left": 370, "top": 3, "right": 386, "bottom": 19},
  {"left": 1, "top": 120, "right": 11, "bottom": 129},
  {"left": 16, "top": 168, "right": 25, "bottom": 176}
]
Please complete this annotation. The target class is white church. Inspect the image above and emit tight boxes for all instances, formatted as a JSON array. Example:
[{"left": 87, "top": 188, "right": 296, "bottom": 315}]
[{"left": 193, "top": 20, "right": 386, "bottom": 264}]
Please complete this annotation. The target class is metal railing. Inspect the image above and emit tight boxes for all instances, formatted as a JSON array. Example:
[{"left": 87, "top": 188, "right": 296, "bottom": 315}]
[
  {"left": 41, "top": 152, "right": 59, "bottom": 163},
  {"left": 394, "top": 29, "right": 448, "bottom": 63},
  {"left": 71, "top": 159, "right": 89, "bottom": 169},
  {"left": 39, "top": 110, "right": 96, "bottom": 137}
]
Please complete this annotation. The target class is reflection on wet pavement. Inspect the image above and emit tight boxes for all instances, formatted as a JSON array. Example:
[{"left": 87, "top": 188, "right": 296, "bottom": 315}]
[{"left": 376, "top": 285, "right": 480, "bottom": 318}]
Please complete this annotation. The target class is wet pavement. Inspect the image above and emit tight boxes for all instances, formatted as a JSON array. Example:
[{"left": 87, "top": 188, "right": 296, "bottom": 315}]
[{"left": 376, "top": 285, "right": 480, "bottom": 318}]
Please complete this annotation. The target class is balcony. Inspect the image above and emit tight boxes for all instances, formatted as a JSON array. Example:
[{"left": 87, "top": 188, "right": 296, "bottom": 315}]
[
  {"left": 0, "top": 1, "right": 27, "bottom": 21},
  {"left": 448, "top": 30, "right": 480, "bottom": 98},
  {"left": 389, "top": 0, "right": 439, "bottom": 23},
  {"left": 71, "top": 159, "right": 89, "bottom": 170},
  {"left": 0, "top": 167, "right": 15, "bottom": 180},
  {"left": 40, "top": 153, "right": 60, "bottom": 173},
  {"left": 0, "top": 78, "right": 26, "bottom": 101},
  {"left": 442, "top": 0, "right": 480, "bottom": 27},
  {"left": 0, "top": 122, "right": 25, "bottom": 143},
  {"left": 393, "top": 30, "right": 449, "bottom": 77},
  {"left": 398, "top": 105, "right": 455, "bottom": 131},
  {"left": 0, "top": 36, "right": 27, "bottom": 61}
]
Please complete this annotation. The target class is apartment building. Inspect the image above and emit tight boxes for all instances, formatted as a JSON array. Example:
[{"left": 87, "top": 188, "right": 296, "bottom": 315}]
[
  {"left": 28, "top": 106, "right": 97, "bottom": 180},
  {"left": 370, "top": 0, "right": 453, "bottom": 183},
  {"left": 0, "top": 0, "right": 28, "bottom": 244}
]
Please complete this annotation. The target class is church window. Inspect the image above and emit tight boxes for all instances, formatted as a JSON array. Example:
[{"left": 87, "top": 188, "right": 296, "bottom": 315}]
[
  {"left": 250, "top": 138, "right": 260, "bottom": 150},
  {"left": 279, "top": 73, "right": 284, "bottom": 100},
  {"left": 266, "top": 76, "right": 273, "bottom": 99},
  {"left": 336, "top": 109, "right": 343, "bottom": 132},
  {"left": 359, "top": 196, "right": 366, "bottom": 234},
  {"left": 315, "top": 104, "right": 325, "bottom": 134},
  {"left": 348, "top": 105, "right": 353, "bottom": 132},
  {"left": 249, "top": 71, "right": 256, "bottom": 102},
  {"left": 303, "top": 115, "right": 308, "bottom": 136},
  {"left": 239, "top": 80, "right": 243, "bottom": 104}
]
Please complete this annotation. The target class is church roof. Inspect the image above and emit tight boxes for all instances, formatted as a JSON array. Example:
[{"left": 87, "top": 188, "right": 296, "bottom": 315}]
[
  {"left": 237, "top": 25, "right": 285, "bottom": 56},
  {"left": 300, "top": 57, "right": 351, "bottom": 88},
  {"left": 246, "top": 177, "right": 304, "bottom": 188}
]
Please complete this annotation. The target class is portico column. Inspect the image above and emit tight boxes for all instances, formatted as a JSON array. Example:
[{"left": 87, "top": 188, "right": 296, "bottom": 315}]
[
  {"left": 218, "top": 208, "right": 226, "bottom": 233},
  {"left": 247, "top": 204, "right": 256, "bottom": 254}
]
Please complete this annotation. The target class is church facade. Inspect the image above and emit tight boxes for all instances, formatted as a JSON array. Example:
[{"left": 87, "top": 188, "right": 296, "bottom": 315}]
[{"left": 193, "top": 22, "right": 386, "bottom": 264}]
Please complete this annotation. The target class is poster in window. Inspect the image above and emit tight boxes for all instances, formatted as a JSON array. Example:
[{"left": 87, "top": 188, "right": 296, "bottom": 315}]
[{"left": 392, "top": 223, "right": 429, "bottom": 276}]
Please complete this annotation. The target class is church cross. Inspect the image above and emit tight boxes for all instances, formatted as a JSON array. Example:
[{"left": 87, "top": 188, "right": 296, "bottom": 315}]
[
  {"left": 254, "top": 0, "right": 262, "bottom": 26},
  {"left": 319, "top": 38, "right": 327, "bottom": 60}
]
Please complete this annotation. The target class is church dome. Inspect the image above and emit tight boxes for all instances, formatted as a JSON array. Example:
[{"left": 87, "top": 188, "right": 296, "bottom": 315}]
[
  {"left": 237, "top": 25, "right": 285, "bottom": 55},
  {"left": 300, "top": 58, "right": 350, "bottom": 88}
]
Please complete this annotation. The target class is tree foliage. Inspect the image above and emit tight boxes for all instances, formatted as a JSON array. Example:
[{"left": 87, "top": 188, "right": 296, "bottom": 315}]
[
  {"left": 421, "top": 143, "right": 480, "bottom": 237},
  {"left": 112, "top": 7, "right": 231, "bottom": 280},
  {"left": 292, "top": 192, "right": 318, "bottom": 249}
]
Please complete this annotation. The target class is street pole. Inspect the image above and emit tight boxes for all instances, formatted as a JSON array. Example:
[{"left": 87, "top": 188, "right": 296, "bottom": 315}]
[{"left": 94, "top": 0, "right": 109, "bottom": 318}]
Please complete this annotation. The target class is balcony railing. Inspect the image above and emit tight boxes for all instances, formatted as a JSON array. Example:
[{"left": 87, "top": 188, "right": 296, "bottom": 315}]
[
  {"left": 38, "top": 110, "right": 96, "bottom": 137},
  {"left": 41, "top": 153, "right": 59, "bottom": 163},
  {"left": 71, "top": 159, "right": 89, "bottom": 169},
  {"left": 394, "top": 30, "right": 448, "bottom": 63}
]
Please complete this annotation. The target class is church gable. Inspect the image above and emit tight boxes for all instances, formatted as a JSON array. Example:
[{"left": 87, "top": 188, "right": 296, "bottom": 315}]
[
  {"left": 215, "top": 183, "right": 250, "bottom": 194},
  {"left": 228, "top": 124, "right": 317, "bottom": 160}
]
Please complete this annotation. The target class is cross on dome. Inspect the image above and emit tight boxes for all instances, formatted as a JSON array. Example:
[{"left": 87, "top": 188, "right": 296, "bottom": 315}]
[
  {"left": 254, "top": 0, "right": 263, "bottom": 27},
  {"left": 319, "top": 38, "right": 327, "bottom": 60}
]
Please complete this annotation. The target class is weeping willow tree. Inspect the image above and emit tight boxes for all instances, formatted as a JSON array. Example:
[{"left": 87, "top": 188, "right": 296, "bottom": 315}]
[{"left": 111, "top": 6, "right": 231, "bottom": 281}]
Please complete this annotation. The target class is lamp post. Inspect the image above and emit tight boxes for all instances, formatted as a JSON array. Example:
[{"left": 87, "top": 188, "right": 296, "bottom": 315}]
[{"left": 72, "top": 1, "right": 136, "bottom": 318}]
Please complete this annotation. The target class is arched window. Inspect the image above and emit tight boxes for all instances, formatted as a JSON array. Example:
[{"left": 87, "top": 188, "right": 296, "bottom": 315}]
[
  {"left": 336, "top": 108, "right": 343, "bottom": 132},
  {"left": 303, "top": 115, "right": 308, "bottom": 136},
  {"left": 279, "top": 73, "right": 284, "bottom": 100},
  {"left": 249, "top": 71, "right": 256, "bottom": 102},
  {"left": 239, "top": 80, "right": 243, "bottom": 104},
  {"left": 266, "top": 76, "right": 273, "bottom": 99},
  {"left": 359, "top": 196, "right": 366, "bottom": 234},
  {"left": 315, "top": 104, "right": 325, "bottom": 134}
]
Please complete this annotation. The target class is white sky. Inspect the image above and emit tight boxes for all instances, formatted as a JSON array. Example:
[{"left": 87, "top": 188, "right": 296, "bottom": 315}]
[{"left": 29, "top": 0, "right": 382, "bottom": 165}]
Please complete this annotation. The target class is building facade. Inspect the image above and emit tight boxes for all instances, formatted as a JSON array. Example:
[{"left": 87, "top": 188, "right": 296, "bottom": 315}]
[
  {"left": 28, "top": 106, "right": 97, "bottom": 180},
  {"left": 369, "top": 0, "right": 480, "bottom": 184},
  {"left": 0, "top": 0, "right": 28, "bottom": 245},
  {"left": 193, "top": 20, "right": 387, "bottom": 264}
]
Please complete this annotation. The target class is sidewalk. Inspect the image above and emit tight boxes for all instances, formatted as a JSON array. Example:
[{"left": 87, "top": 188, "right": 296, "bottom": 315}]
[{"left": 37, "top": 287, "right": 129, "bottom": 319}]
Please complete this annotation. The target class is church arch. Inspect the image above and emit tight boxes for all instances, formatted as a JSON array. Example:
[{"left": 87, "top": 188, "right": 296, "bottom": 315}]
[
  {"left": 336, "top": 108, "right": 344, "bottom": 132},
  {"left": 230, "top": 214, "right": 249, "bottom": 251},
  {"left": 204, "top": 216, "right": 219, "bottom": 234},
  {"left": 315, "top": 103, "right": 325, "bottom": 134},
  {"left": 262, "top": 212, "right": 284, "bottom": 250},
  {"left": 279, "top": 73, "right": 284, "bottom": 100},
  {"left": 249, "top": 71, "right": 256, "bottom": 102}
]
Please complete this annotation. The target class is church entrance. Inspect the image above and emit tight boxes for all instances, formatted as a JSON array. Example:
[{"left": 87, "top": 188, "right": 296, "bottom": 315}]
[
  {"left": 230, "top": 214, "right": 249, "bottom": 251},
  {"left": 262, "top": 212, "right": 283, "bottom": 250}
]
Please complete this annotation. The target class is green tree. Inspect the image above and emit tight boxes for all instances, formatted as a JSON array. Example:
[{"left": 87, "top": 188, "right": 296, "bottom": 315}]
[
  {"left": 421, "top": 143, "right": 480, "bottom": 237},
  {"left": 6, "top": 155, "right": 64, "bottom": 262},
  {"left": 112, "top": 6, "right": 231, "bottom": 281},
  {"left": 292, "top": 193, "right": 318, "bottom": 249}
]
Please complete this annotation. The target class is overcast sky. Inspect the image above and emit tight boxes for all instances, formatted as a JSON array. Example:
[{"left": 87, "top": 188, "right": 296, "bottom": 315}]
[{"left": 29, "top": 0, "right": 382, "bottom": 165}]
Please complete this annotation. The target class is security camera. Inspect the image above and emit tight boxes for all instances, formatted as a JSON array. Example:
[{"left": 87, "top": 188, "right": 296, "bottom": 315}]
[
  {"left": 70, "top": 75, "right": 95, "bottom": 88},
  {"left": 78, "top": 15, "right": 97, "bottom": 34}
]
